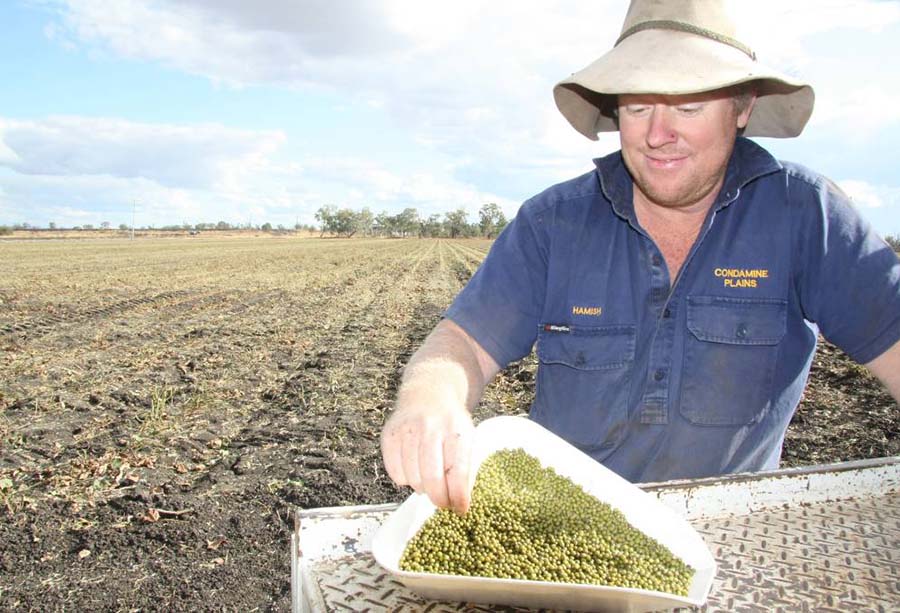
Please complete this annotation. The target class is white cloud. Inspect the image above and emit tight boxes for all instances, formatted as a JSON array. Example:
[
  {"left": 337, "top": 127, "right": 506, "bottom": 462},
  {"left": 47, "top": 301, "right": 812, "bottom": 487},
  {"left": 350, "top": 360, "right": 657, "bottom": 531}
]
[
  {"left": 806, "top": 77, "right": 900, "bottom": 141},
  {"left": 39, "top": 1, "right": 623, "bottom": 164},
  {"left": 735, "top": 0, "right": 900, "bottom": 67},
  {"left": 0, "top": 115, "right": 514, "bottom": 227},
  {"left": 0, "top": 116, "right": 285, "bottom": 189},
  {"left": 39, "top": 1, "right": 900, "bottom": 179},
  {"left": 731, "top": 2, "right": 900, "bottom": 142},
  {"left": 0, "top": 171, "right": 207, "bottom": 226},
  {"left": 42, "top": 0, "right": 409, "bottom": 85},
  {"left": 294, "top": 155, "right": 517, "bottom": 218},
  {"left": 839, "top": 179, "right": 900, "bottom": 210}
]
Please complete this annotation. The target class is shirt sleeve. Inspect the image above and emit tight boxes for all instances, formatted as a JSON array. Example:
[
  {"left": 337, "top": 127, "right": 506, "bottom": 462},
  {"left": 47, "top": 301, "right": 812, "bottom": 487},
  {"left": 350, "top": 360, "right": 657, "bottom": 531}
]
[
  {"left": 792, "top": 173, "right": 900, "bottom": 364},
  {"left": 444, "top": 200, "right": 551, "bottom": 368}
]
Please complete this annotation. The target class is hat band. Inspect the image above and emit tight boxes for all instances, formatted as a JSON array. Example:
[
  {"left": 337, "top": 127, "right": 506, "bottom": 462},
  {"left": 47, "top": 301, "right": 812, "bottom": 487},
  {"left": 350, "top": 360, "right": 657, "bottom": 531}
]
[{"left": 615, "top": 20, "right": 757, "bottom": 61}]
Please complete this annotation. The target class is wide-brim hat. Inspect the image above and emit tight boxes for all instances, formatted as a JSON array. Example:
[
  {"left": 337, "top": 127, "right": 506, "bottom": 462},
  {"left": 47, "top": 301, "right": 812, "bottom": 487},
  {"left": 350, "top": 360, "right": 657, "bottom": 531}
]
[{"left": 554, "top": 0, "right": 815, "bottom": 139}]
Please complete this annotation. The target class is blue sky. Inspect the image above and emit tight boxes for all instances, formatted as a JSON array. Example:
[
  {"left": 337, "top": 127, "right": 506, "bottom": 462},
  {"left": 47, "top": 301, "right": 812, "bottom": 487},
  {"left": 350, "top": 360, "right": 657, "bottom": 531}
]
[{"left": 1, "top": 0, "right": 899, "bottom": 237}]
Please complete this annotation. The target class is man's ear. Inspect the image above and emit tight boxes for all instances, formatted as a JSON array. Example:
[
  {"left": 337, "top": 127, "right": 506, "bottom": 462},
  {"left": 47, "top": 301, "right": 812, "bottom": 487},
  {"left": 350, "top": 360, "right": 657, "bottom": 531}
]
[{"left": 737, "top": 95, "right": 757, "bottom": 129}]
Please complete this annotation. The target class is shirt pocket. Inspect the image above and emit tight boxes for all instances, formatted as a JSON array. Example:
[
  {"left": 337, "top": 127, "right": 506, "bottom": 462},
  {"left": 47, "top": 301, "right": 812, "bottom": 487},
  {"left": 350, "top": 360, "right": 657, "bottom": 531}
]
[
  {"left": 680, "top": 296, "right": 787, "bottom": 426},
  {"left": 533, "top": 325, "right": 636, "bottom": 459}
]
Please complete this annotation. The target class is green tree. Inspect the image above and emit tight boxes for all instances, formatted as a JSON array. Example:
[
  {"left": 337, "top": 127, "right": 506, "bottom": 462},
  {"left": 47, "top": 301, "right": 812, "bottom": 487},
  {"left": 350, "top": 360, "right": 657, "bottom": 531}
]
[
  {"left": 444, "top": 208, "right": 469, "bottom": 238},
  {"left": 420, "top": 213, "right": 444, "bottom": 238},
  {"left": 375, "top": 211, "right": 395, "bottom": 237},
  {"left": 335, "top": 208, "right": 358, "bottom": 237},
  {"left": 396, "top": 208, "right": 420, "bottom": 237},
  {"left": 478, "top": 202, "right": 508, "bottom": 238},
  {"left": 354, "top": 207, "right": 375, "bottom": 237},
  {"left": 317, "top": 205, "right": 358, "bottom": 237},
  {"left": 315, "top": 205, "right": 338, "bottom": 237}
]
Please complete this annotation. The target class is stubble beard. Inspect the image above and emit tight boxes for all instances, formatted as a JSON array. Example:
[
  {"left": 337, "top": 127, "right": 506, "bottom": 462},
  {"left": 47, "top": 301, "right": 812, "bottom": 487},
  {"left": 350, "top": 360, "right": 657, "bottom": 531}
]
[
  {"left": 634, "top": 174, "right": 720, "bottom": 210},
  {"left": 627, "top": 153, "right": 729, "bottom": 212}
]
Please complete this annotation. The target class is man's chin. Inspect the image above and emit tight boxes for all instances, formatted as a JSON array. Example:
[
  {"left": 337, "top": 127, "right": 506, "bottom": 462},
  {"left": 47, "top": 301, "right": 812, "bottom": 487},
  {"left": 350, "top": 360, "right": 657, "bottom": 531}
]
[{"left": 637, "top": 185, "right": 694, "bottom": 209}]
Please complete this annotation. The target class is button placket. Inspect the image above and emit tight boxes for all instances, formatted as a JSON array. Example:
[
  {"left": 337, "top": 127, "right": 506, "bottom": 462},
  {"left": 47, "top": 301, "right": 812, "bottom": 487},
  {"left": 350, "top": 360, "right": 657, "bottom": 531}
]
[
  {"left": 638, "top": 239, "right": 674, "bottom": 424},
  {"left": 640, "top": 305, "right": 676, "bottom": 425},
  {"left": 640, "top": 240, "right": 674, "bottom": 425}
]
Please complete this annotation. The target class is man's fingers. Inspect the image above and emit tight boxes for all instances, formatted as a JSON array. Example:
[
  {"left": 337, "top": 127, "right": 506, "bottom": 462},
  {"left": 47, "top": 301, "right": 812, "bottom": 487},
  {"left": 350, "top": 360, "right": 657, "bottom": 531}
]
[
  {"left": 380, "top": 406, "right": 473, "bottom": 512},
  {"left": 380, "top": 425, "right": 408, "bottom": 487},
  {"left": 399, "top": 424, "right": 423, "bottom": 492},
  {"left": 419, "top": 429, "right": 451, "bottom": 509},
  {"left": 443, "top": 428, "right": 473, "bottom": 514}
]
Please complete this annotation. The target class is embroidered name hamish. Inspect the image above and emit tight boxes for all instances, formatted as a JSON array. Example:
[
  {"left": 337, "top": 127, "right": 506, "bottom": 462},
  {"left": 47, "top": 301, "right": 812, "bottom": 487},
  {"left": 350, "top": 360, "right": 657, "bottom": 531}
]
[{"left": 572, "top": 305, "right": 602, "bottom": 316}]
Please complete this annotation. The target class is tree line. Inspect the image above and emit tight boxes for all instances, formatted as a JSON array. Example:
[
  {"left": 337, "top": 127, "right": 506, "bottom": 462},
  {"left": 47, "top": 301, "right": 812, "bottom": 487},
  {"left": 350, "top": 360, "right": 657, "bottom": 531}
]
[
  {"left": 0, "top": 221, "right": 318, "bottom": 234},
  {"left": 314, "top": 203, "right": 508, "bottom": 238},
  {"left": 0, "top": 203, "right": 509, "bottom": 239},
  {"left": 4, "top": 217, "right": 900, "bottom": 251}
]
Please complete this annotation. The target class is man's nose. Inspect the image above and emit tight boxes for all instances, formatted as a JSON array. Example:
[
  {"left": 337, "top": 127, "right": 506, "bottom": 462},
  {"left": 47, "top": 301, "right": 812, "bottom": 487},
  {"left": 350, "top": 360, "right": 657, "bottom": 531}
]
[{"left": 646, "top": 106, "right": 677, "bottom": 148}]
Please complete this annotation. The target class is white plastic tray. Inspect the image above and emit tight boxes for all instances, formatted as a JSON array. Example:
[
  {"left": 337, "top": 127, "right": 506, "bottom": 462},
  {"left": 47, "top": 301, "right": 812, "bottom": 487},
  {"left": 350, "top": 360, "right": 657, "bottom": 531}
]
[{"left": 372, "top": 415, "right": 716, "bottom": 612}]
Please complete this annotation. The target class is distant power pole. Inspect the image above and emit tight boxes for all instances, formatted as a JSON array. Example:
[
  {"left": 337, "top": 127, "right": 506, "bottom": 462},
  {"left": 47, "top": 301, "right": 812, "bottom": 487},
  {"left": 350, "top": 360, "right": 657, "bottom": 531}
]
[{"left": 131, "top": 200, "right": 136, "bottom": 240}]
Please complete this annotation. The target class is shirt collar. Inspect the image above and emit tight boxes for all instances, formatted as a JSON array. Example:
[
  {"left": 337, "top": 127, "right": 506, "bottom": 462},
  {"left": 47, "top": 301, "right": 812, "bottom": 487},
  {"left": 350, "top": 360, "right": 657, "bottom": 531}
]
[{"left": 593, "top": 137, "right": 784, "bottom": 221}]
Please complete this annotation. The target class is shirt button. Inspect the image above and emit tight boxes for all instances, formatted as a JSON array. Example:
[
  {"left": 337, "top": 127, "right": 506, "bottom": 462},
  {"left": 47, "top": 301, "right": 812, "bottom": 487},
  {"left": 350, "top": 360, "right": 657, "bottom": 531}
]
[
  {"left": 651, "top": 255, "right": 663, "bottom": 267},
  {"left": 653, "top": 369, "right": 666, "bottom": 381},
  {"left": 736, "top": 323, "right": 748, "bottom": 339},
  {"left": 663, "top": 308, "right": 671, "bottom": 318}
]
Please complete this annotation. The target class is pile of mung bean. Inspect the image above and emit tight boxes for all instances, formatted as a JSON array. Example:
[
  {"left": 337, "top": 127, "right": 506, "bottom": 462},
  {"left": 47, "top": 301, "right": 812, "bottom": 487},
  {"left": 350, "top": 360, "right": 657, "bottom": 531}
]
[{"left": 399, "top": 448, "right": 694, "bottom": 596}]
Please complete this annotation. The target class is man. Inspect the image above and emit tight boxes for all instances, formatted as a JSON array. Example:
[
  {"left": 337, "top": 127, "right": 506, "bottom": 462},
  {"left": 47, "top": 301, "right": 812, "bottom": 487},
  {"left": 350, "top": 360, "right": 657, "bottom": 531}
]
[{"left": 381, "top": 0, "right": 900, "bottom": 514}]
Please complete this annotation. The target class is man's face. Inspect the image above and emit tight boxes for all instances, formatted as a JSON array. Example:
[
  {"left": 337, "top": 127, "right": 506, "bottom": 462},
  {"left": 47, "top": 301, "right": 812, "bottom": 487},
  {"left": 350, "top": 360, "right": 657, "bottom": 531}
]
[{"left": 618, "top": 90, "right": 755, "bottom": 211}]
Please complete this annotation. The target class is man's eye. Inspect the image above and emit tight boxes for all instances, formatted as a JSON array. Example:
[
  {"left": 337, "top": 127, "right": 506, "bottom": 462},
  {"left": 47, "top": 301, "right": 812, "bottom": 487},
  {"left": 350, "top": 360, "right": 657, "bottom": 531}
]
[
  {"left": 676, "top": 105, "right": 703, "bottom": 115},
  {"left": 624, "top": 105, "right": 651, "bottom": 116}
]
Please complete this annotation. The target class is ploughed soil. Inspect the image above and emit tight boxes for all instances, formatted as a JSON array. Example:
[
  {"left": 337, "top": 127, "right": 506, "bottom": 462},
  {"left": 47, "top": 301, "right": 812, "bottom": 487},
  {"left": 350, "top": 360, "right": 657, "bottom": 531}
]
[{"left": 0, "top": 237, "right": 896, "bottom": 611}]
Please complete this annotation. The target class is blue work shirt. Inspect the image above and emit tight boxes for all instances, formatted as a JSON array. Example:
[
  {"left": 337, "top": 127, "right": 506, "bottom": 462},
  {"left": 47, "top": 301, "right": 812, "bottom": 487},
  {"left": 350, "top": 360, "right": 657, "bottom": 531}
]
[{"left": 445, "top": 137, "right": 900, "bottom": 483}]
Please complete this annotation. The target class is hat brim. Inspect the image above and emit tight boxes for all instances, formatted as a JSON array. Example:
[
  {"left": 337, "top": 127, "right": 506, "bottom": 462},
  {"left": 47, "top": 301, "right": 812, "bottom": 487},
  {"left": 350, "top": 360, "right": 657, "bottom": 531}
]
[{"left": 553, "top": 29, "right": 815, "bottom": 139}]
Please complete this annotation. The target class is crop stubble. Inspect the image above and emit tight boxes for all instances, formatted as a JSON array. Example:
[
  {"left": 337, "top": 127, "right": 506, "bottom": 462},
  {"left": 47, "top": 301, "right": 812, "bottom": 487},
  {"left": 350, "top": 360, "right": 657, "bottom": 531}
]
[{"left": 0, "top": 236, "right": 895, "bottom": 611}]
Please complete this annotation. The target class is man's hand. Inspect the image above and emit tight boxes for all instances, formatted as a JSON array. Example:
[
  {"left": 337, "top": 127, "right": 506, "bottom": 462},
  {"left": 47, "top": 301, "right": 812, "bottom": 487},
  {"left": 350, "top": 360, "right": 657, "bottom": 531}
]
[
  {"left": 381, "top": 397, "right": 475, "bottom": 514},
  {"left": 380, "top": 319, "right": 500, "bottom": 515}
]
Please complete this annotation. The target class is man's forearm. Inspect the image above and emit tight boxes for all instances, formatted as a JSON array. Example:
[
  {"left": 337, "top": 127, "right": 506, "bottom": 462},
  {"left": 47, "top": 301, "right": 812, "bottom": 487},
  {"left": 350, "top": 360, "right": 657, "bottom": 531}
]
[
  {"left": 397, "top": 318, "right": 500, "bottom": 414},
  {"left": 864, "top": 337, "right": 900, "bottom": 404}
]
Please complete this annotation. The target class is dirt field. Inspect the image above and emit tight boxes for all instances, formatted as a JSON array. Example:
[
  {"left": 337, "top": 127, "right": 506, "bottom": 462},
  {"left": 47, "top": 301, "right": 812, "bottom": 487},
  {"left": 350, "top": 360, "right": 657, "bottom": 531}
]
[{"left": 0, "top": 236, "right": 896, "bottom": 611}]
